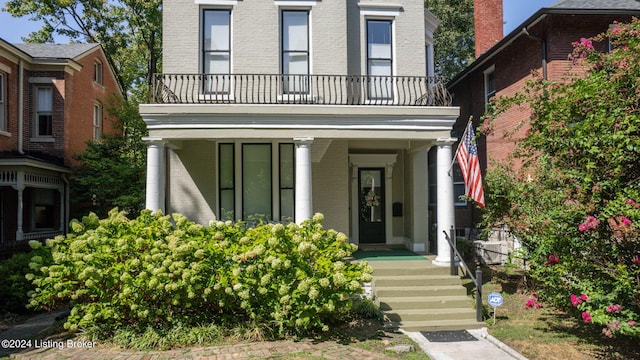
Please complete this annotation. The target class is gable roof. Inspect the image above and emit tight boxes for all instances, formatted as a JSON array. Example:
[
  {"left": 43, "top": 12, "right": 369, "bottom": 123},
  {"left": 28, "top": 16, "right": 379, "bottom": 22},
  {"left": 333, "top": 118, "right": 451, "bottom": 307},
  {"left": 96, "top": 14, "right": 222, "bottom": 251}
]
[
  {"left": 448, "top": 0, "right": 640, "bottom": 87},
  {"left": 12, "top": 43, "right": 99, "bottom": 60}
]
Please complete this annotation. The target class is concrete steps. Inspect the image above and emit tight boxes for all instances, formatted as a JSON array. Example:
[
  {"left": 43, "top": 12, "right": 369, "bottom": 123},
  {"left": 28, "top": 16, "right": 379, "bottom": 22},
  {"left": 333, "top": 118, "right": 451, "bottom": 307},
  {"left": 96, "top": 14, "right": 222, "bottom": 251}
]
[{"left": 369, "top": 259, "right": 484, "bottom": 332}]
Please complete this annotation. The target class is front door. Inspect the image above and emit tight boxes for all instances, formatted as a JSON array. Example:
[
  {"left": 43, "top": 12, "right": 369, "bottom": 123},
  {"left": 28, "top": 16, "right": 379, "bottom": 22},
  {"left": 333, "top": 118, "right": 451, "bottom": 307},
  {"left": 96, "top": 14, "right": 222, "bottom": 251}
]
[{"left": 358, "top": 168, "right": 385, "bottom": 243}]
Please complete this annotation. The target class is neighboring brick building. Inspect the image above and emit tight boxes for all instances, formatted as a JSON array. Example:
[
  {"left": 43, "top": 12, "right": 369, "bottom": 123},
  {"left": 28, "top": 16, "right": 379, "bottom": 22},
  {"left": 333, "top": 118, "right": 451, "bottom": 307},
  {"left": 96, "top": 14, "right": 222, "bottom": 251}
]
[
  {"left": 448, "top": 0, "right": 640, "bottom": 234},
  {"left": 0, "top": 40, "right": 121, "bottom": 251}
]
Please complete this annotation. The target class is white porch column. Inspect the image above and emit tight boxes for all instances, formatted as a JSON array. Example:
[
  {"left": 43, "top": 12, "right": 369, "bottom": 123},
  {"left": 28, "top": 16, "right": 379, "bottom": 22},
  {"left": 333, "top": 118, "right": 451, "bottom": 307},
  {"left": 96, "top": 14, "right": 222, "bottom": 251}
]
[
  {"left": 144, "top": 137, "right": 166, "bottom": 213},
  {"left": 433, "top": 138, "right": 457, "bottom": 266},
  {"left": 13, "top": 171, "right": 25, "bottom": 241},
  {"left": 294, "top": 137, "right": 314, "bottom": 224}
]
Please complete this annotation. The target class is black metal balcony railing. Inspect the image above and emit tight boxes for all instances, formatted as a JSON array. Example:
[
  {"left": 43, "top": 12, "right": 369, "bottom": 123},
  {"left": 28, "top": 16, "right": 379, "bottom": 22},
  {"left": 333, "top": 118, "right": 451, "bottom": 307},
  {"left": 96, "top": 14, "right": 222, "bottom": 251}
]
[{"left": 151, "top": 74, "right": 452, "bottom": 106}]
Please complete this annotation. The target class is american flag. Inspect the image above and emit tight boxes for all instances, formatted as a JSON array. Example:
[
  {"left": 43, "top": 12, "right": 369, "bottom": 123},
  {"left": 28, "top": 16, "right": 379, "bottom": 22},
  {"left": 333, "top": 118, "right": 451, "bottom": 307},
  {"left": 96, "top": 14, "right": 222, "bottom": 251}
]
[{"left": 456, "top": 122, "right": 485, "bottom": 208}]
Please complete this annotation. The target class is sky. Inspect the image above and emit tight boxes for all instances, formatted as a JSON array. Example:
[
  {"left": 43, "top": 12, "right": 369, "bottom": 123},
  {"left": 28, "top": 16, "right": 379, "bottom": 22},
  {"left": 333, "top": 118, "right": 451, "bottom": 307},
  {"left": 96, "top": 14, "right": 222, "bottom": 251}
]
[{"left": 0, "top": 0, "right": 558, "bottom": 44}]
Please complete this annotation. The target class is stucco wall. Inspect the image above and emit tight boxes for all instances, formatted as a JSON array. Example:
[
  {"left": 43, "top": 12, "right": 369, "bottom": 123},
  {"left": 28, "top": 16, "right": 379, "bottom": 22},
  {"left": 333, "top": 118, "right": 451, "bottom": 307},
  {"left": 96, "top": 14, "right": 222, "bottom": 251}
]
[
  {"left": 312, "top": 140, "right": 349, "bottom": 234},
  {"left": 166, "top": 140, "right": 217, "bottom": 224}
]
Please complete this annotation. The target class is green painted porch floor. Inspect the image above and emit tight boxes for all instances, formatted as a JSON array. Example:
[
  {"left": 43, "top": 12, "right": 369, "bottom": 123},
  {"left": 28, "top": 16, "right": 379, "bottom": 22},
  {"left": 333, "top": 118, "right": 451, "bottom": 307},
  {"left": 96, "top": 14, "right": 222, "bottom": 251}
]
[{"left": 352, "top": 248, "right": 429, "bottom": 261}]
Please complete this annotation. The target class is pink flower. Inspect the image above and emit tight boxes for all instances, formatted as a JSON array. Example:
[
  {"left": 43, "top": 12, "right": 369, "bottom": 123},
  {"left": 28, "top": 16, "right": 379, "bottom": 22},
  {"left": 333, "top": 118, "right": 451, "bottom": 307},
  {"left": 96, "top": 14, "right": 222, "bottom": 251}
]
[
  {"left": 634, "top": 256, "right": 640, "bottom": 265},
  {"left": 534, "top": 302, "right": 543, "bottom": 309},
  {"left": 620, "top": 216, "right": 631, "bottom": 226},
  {"left": 629, "top": 320, "right": 637, "bottom": 327},
  {"left": 578, "top": 215, "right": 599, "bottom": 232},
  {"left": 626, "top": 199, "right": 636, "bottom": 205},
  {"left": 606, "top": 304, "right": 622, "bottom": 313},
  {"left": 570, "top": 294, "right": 581, "bottom": 307},
  {"left": 580, "top": 294, "right": 588, "bottom": 301},
  {"left": 547, "top": 254, "right": 560, "bottom": 266},
  {"left": 525, "top": 299, "right": 536, "bottom": 308},
  {"left": 582, "top": 312, "right": 592, "bottom": 323}
]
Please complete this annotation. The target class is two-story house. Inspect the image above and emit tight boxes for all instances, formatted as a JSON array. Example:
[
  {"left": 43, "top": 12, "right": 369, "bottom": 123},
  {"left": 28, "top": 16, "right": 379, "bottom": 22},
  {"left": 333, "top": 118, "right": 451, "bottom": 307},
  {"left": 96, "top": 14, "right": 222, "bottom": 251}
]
[
  {"left": 448, "top": 0, "right": 640, "bottom": 246},
  {"left": 0, "top": 40, "right": 121, "bottom": 253},
  {"left": 141, "top": 0, "right": 460, "bottom": 264}
]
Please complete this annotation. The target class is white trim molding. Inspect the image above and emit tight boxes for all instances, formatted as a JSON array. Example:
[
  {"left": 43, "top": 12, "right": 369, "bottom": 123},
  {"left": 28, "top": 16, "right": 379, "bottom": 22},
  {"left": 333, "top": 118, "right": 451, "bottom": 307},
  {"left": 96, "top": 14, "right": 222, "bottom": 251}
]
[{"left": 358, "top": 2, "right": 403, "bottom": 17}]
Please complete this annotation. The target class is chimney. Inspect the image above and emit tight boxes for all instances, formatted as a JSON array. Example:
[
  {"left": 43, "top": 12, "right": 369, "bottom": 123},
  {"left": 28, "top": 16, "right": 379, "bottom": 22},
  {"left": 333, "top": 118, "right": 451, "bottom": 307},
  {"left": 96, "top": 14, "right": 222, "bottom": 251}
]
[{"left": 474, "top": 0, "right": 504, "bottom": 57}]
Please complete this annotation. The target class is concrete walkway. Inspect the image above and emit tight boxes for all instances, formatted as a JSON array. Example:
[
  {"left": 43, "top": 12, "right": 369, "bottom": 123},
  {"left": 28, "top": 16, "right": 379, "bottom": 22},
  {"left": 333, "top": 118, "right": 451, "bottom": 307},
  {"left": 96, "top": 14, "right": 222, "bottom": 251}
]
[{"left": 405, "top": 328, "right": 528, "bottom": 360}]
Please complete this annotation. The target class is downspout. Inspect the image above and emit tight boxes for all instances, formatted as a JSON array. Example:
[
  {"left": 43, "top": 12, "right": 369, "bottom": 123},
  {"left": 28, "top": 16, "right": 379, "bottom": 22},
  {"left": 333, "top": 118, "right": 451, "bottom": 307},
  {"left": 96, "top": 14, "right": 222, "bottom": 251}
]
[
  {"left": 62, "top": 174, "right": 69, "bottom": 235},
  {"left": 522, "top": 27, "right": 548, "bottom": 80},
  {"left": 18, "top": 59, "right": 24, "bottom": 154}
]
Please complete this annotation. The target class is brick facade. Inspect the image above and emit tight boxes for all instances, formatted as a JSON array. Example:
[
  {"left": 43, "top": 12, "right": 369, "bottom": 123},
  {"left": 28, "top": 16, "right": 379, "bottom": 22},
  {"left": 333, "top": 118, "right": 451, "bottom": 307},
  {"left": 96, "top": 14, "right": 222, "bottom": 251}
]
[
  {"left": 449, "top": 10, "right": 639, "bottom": 231},
  {"left": 474, "top": 0, "right": 503, "bottom": 57}
]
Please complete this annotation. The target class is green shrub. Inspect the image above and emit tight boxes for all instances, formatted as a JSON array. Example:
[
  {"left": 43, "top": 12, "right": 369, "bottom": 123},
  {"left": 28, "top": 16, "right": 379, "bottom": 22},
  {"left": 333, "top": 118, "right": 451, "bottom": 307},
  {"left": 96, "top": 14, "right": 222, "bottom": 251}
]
[
  {"left": 0, "top": 241, "right": 50, "bottom": 314},
  {"left": 27, "top": 209, "right": 372, "bottom": 337}
]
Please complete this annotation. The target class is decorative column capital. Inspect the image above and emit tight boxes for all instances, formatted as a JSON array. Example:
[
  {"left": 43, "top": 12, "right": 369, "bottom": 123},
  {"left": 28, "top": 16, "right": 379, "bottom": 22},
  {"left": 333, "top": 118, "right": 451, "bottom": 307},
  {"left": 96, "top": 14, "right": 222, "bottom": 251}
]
[
  {"left": 436, "top": 137, "right": 457, "bottom": 147},
  {"left": 293, "top": 137, "right": 314, "bottom": 146}
]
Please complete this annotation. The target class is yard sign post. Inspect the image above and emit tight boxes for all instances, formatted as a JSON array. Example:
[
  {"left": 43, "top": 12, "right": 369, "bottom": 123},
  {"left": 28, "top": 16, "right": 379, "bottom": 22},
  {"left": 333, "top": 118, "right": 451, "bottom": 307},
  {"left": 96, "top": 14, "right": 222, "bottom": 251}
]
[{"left": 488, "top": 292, "right": 503, "bottom": 325}]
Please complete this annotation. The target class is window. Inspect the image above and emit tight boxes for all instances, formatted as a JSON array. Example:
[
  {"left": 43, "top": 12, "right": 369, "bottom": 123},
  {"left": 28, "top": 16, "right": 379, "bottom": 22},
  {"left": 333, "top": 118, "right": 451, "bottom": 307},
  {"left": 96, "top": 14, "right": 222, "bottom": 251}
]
[
  {"left": 32, "top": 188, "right": 57, "bottom": 230},
  {"left": 453, "top": 161, "right": 467, "bottom": 206},
  {"left": 281, "top": 10, "right": 309, "bottom": 94},
  {"left": 484, "top": 66, "right": 496, "bottom": 109},
  {"left": 242, "top": 144, "right": 272, "bottom": 222},
  {"left": 0, "top": 72, "right": 6, "bottom": 131},
  {"left": 93, "top": 104, "right": 103, "bottom": 140},
  {"left": 203, "top": 9, "right": 231, "bottom": 93},
  {"left": 35, "top": 87, "right": 53, "bottom": 137},
  {"left": 93, "top": 61, "right": 103, "bottom": 85},
  {"left": 219, "top": 143, "right": 295, "bottom": 223},
  {"left": 367, "top": 19, "right": 393, "bottom": 99},
  {"left": 279, "top": 144, "right": 294, "bottom": 223},
  {"left": 219, "top": 143, "right": 235, "bottom": 221}
]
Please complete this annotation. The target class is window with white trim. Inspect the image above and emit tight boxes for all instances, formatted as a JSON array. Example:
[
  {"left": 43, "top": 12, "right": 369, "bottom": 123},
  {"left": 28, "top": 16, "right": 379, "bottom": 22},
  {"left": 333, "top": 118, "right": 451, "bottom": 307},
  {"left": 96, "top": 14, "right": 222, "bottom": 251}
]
[
  {"left": 93, "top": 103, "right": 103, "bottom": 140},
  {"left": 281, "top": 10, "right": 309, "bottom": 94},
  {"left": 484, "top": 65, "right": 496, "bottom": 110},
  {"left": 0, "top": 72, "right": 6, "bottom": 131},
  {"left": 367, "top": 19, "right": 393, "bottom": 99},
  {"left": 94, "top": 61, "right": 103, "bottom": 85},
  {"left": 203, "top": 9, "right": 231, "bottom": 93},
  {"left": 35, "top": 86, "right": 53, "bottom": 137}
]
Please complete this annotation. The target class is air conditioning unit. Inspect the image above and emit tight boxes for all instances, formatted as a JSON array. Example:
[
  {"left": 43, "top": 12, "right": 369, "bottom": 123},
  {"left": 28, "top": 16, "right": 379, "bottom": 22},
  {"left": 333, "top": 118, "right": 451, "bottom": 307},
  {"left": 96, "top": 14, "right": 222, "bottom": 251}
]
[{"left": 475, "top": 241, "right": 506, "bottom": 265}]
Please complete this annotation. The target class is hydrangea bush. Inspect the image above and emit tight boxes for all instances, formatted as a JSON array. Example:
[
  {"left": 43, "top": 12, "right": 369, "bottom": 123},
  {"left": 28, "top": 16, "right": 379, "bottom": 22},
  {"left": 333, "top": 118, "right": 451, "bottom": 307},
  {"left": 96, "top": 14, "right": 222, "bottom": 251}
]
[
  {"left": 27, "top": 209, "right": 372, "bottom": 336},
  {"left": 481, "top": 19, "right": 640, "bottom": 337}
]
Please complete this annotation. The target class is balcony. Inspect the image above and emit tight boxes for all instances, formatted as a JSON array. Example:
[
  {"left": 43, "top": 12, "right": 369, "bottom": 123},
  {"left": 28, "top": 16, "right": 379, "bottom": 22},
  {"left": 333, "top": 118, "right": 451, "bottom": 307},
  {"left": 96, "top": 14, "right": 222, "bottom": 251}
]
[{"left": 151, "top": 74, "right": 452, "bottom": 107}]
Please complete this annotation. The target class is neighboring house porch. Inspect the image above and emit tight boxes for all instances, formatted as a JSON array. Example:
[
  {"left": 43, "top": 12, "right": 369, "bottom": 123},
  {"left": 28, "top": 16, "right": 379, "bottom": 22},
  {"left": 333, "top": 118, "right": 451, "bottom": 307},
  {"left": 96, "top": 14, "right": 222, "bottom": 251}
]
[{"left": 141, "top": 73, "right": 459, "bottom": 265}]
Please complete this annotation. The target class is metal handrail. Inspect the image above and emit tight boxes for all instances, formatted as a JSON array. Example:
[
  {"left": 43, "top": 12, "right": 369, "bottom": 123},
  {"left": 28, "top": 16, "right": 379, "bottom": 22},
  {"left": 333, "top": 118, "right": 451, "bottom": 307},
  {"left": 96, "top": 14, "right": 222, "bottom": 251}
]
[
  {"left": 151, "top": 73, "right": 452, "bottom": 107},
  {"left": 443, "top": 228, "right": 483, "bottom": 323}
]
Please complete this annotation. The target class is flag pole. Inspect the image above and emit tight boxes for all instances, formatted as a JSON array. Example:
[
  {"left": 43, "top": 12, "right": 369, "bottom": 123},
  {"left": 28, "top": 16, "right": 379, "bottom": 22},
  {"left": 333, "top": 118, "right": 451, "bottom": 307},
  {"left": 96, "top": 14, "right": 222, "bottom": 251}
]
[{"left": 448, "top": 117, "right": 473, "bottom": 174}]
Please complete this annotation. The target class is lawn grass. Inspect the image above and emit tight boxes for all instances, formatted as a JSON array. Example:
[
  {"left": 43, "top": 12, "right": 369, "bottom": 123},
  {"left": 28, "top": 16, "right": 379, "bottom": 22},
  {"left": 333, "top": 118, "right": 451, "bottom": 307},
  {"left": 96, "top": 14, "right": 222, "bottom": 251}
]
[{"left": 482, "top": 266, "right": 640, "bottom": 360}]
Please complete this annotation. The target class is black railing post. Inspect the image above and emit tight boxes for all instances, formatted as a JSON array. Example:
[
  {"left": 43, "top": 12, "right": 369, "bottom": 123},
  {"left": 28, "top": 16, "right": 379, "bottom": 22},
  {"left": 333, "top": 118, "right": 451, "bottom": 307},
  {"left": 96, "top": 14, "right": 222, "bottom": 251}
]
[
  {"left": 476, "top": 252, "right": 483, "bottom": 322},
  {"left": 449, "top": 227, "right": 456, "bottom": 276}
]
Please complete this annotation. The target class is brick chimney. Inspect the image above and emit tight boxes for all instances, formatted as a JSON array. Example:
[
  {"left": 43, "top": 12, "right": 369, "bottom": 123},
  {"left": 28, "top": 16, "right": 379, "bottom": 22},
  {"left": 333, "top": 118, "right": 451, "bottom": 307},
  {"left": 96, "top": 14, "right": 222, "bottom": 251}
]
[{"left": 474, "top": 0, "right": 504, "bottom": 57}]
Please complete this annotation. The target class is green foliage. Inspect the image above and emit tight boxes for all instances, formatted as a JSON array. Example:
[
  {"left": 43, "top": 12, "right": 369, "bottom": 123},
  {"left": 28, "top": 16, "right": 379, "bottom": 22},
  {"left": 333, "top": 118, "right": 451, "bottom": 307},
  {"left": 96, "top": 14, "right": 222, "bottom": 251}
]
[
  {"left": 481, "top": 19, "right": 640, "bottom": 338},
  {"left": 27, "top": 210, "right": 372, "bottom": 339},
  {"left": 0, "top": 241, "right": 51, "bottom": 314},
  {"left": 424, "top": 0, "right": 475, "bottom": 79},
  {"left": 70, "top": 99, "right": 147, "bottom": 218}
]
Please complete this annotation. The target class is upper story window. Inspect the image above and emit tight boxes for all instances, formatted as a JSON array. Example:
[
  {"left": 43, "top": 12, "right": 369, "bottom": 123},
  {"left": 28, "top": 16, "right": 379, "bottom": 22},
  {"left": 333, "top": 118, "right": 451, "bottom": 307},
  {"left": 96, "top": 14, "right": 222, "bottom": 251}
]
[
  {"left": 35, "top": 86, "right": 53, "bottom": 137},
  {"left": 93, "top": 103, "right": 103, "bottom": 141},
  {"left": 0, "top": 72, "right": 6, "bottom": 132},
  {"left": 203, "top": 9, "right": 231, "bottom": 93},
  {"left": 93, "top": 61, "right": 103, "bottom": 85},
  {"left": 281, "top": 10, "right": 309, "bottom": 94},
  {"left": 484, "top": 65, "right": 496, "bottom": 110},
  {"left": 367, "top": 19, "right": 393, "bottom": 99}
]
